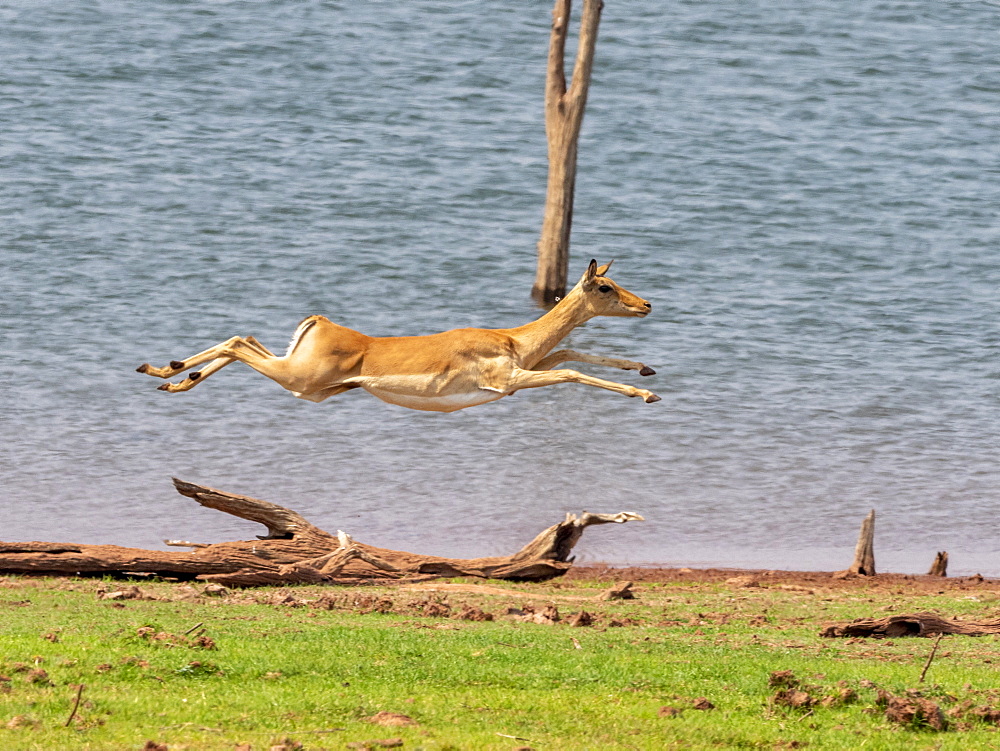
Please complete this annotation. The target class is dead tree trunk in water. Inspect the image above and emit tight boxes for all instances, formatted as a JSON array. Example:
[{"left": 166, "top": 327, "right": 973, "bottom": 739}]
[{"left": 532, "top": 0, "right": 604, "bottom": 306}]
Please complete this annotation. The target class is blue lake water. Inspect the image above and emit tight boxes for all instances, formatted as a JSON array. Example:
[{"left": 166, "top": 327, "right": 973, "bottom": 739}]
[{"left": 2, "top": 1, "right": 999, "bottom": 575}]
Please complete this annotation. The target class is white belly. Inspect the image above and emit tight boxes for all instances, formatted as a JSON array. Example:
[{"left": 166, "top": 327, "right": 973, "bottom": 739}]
[{"left": 364, "top": 387, "right": 506, "bottom": 413}]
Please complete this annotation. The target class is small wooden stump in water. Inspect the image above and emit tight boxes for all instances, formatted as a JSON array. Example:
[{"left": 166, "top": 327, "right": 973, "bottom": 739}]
[
  {"left": 847, "top": 509, "right": 876, "bottom": 576},
  {"left": 927, "top": 551, "right": 948, "bottom": 577},
  {"left": 0, "top": 479, "right": 643, "bottom": 586}
]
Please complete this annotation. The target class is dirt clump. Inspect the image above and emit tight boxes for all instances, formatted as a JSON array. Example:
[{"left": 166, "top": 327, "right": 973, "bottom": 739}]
[
  {"left": 267, "top": 592, "right": 306, "bottom": 608},
  {"left": 6, "top": 715, "right": 39, "bottom": 729},
  {"left": 508, "top": 604, "right": 560, "bottom": 625},
  {"left": 309, "top": 594, "right": 340, "bottom": 610},
  {"left": 354, "top": 595, "right": 394, "bottom": 614},
  {"left": 608, "top": 617, "right": 640, "bottom": 627},
  {"left": 418, "top": 599, "right": 451, "bottom": 618},
  {"left": 98, "top": 585, "right": 149, "bottom": 601},
  {"left": 367, "top": 711, "right": 417, "bottom": 727},
  {"left": 597, "top": 581, "right": 635, "bottom": 600},
  {"left": 769, "top": 670, "right": 799, "bottom": 688},
  {"left": 773, "top": 689, "right": 816, "bottom": 709},
  {"left": 878, "top": 690, "right": 947, "bottom": 731},
  {"left": 456, "top": 605, "right": 493, "bottom": 621},
  {"left": 25, "top": 668, "right": 50, "bottom": 685},
  {"left": 821, "top": 687, "right": 858, "bottom": 707}
]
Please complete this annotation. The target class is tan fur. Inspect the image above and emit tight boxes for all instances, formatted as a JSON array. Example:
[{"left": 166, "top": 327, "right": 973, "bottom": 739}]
[{"left": 137, "top": 260, "right": 660, "bottom": 412}]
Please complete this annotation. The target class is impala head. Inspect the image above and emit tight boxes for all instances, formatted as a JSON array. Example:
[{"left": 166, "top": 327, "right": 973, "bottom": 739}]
[{"left": 576, "top": 259, "right": 652, "bottom": 318}]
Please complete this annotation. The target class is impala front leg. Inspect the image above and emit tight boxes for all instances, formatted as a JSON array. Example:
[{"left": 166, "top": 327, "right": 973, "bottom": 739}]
[
  {"left": 532, "top": 349, "right": 655, "bottom": 376},
  {"left": 504, "top": 368, "right": 661, "bottom": 403}
]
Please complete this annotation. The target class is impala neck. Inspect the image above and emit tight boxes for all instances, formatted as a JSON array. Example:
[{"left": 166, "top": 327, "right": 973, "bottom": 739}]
[{"left": 511, "top": 284, "right": 595, "bottom": 364}]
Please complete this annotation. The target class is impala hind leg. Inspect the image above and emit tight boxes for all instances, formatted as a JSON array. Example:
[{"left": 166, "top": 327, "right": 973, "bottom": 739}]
[
  {"left": 156, "top": 335, "right": 276, "bottom": 390},
  {"left": 137, "top": 336, "right": 276, "bottom": 378},
  {"left": 138, "top": 336, "right": 246, "bottom": 378},
  {"left": 156, "top": 355, "right": 234, "bottom": 392},
  {"left": 532, "top": 349, "right": 656, "bottom": 376},
  {"left": 139, "top": 336, "right": 281, "bottom": 393},
  {"left": 504, "top": 367, "right": 661, "bottom": 403}
]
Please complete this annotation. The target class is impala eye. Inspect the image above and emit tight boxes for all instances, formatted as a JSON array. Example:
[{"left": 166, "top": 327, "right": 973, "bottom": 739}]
[{"left": 598, "top": 284, "right": 612, "bottom": 293}]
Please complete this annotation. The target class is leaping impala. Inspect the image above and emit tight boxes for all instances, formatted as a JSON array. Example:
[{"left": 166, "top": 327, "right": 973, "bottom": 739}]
[{"left": 137, "top": 259, "right": 660, "bottom": 413}]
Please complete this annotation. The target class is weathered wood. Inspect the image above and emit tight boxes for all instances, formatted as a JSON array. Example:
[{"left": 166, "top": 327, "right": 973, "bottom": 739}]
[
  {"left": 0, "top": 479, "right": 643, "bottom": 586},
  {"left": 847, "top": 509, "right": 876, "bottom": 576},
  {"left": 0, "top": 542, "right": 83, "bottom": 554},
  {"left": 532, "top": 0, "right": 604, "bottom": 306},
  {"left": 928, "top": 551, "right": 948, "bottom": 577},
  {"left": 821, "top": 612, "right": 1000, "bottom": 638},
  {"left": 172, "top": 478, "right": 331, "bottom": 543}
]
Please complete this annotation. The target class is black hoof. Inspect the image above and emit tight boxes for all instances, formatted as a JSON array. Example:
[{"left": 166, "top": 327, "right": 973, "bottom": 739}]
[
  {"left": 170, "top": 360, "right": 185, "bottom": 370},
  {"left": 189, "top": 371, "right": 201, "bottom": 381},
  {"left": 157, "top": 383, "right": 171, "bottom": 391},
  {"left": 136, "top": 363, "right": 149, "bottom": 373},
  {"left": 645, "top": 394, "right": 661, "bottom": 403},
  {"left": 639, "top": 366, "right": 656, "bottom": 376}
]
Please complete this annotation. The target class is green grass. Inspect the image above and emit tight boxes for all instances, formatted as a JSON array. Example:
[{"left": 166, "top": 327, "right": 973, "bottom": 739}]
[{"left": 2, "top": 576, "right": 1000, "bottom": 749}]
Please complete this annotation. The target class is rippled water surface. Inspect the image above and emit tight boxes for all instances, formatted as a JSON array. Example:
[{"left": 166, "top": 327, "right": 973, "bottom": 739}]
[{"left": 2, "top": 1, "right": 999, "bottom": 574}]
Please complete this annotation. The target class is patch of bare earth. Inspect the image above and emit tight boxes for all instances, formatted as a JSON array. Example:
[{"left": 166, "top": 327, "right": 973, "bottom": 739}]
[{"left": 565, "top": 566, "right": 998, "bottom": 595}]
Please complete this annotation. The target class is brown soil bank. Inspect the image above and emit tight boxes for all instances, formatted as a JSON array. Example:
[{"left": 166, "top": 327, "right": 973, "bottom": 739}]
[{"left": 564, "top": 565, "right": 998, "bottom": 594}]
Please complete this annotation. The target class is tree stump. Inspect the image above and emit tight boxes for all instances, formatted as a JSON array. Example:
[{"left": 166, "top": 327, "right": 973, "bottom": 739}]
[
  {"left": 927, "top": 551, "right": 948, "bottom": 577},
  {"left": 847, "top": 509, "right": 876, "bottom": 576},
  {"left": 0, "top": 479, "right": 643, "bottom": 586}
]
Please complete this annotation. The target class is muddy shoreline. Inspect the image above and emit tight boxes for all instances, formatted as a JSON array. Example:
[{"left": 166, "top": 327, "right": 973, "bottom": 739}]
[{"left": 564, "top": 565, "right": 999, "bottom": 594}]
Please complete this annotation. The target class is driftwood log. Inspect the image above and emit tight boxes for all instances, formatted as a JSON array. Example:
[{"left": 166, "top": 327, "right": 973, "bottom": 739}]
[
  {"left": 0, "top": 479, "right": 643, "bottom": 587},
  {"left": 821, "top": 612, "right": 1000, "bottom": 638}
]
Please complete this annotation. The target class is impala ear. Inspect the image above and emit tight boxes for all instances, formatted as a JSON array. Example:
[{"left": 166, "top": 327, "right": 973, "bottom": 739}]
[
  {"left": 583, "top": 259, "right": 599, "bottom": 284},
  {"left": 595, "top": 259, "right": 614, "bottom": 276}
]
